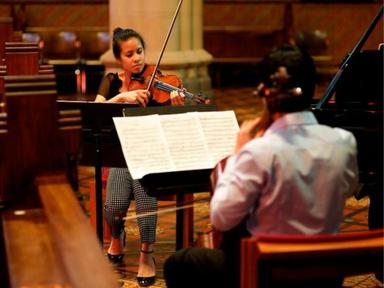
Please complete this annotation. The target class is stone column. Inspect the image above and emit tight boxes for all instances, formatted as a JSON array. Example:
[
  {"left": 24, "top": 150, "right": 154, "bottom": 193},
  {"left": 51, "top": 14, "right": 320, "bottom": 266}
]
[{"left": 100, "top": 0, "right": 213, "bottom": 97}]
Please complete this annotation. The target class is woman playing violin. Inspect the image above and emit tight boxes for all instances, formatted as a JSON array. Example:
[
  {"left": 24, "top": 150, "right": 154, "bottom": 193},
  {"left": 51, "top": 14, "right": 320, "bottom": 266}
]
[
  {"left": 95, "top": 28, "right": 184, "bottom": 106},
  {"left": 95, "top": 27, "right": 184, "bottom": 287}
]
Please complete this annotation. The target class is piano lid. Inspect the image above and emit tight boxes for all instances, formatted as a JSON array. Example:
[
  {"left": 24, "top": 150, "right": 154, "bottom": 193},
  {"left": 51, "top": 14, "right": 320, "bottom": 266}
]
[
  {"left": 314, "top": 6, "right": 383, "bottom": 110},
  {"left": 335, "top": 49, "right": 383, "bottom": 109}
]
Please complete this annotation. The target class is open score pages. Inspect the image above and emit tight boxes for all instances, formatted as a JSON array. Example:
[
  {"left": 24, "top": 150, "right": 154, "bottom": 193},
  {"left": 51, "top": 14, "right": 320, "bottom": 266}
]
[{"left": 113, "top": 110, "right": 239, "bottom": 179}]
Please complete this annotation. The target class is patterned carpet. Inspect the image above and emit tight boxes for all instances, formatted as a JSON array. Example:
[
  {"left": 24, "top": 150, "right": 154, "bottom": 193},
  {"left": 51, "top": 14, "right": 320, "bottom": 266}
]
[
  {"left": 77, "top": 170, "right": 382, "bottom": 288},
  {"left": 75, "top": 85, "right": 383, "bottom": 288}
]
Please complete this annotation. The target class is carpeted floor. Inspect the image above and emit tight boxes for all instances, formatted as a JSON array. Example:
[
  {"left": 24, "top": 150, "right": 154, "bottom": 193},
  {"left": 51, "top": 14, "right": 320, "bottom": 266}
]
[
  {"left": 77, "top": 166, "right": 383, "bottom": 288},
  {"left": 74, "top": 85, "right": 383, "bottom": 288}
]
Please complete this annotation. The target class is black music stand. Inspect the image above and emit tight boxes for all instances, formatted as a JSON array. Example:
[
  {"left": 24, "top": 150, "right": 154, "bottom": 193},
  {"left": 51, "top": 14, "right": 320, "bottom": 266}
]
[
  {"left": 123, "top": 104, "right": 217, "bottom": 249},
  {"left": 57, "top": 100, "right": 134, "bottom": 243},
  {"left": 140, "top": 169, "right": 211, "bottom": 249},
  {"left": 57, "top": 100, "right": 216, "bottom": 247}
]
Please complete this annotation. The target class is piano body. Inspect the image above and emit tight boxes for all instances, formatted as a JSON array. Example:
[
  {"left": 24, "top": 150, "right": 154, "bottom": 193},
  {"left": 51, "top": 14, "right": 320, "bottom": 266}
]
[{"left": 312, "top": 22, "right": 383, "bottom": 229}]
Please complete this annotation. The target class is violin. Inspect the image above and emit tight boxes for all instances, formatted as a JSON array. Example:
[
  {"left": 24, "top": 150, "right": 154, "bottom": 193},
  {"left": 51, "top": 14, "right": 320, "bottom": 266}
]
[
  {"left": 129, "top": 64, "right": 210, "bottom": 106},
  {"left": 128, "top": 0, "right": 209, "bottom": 106}
]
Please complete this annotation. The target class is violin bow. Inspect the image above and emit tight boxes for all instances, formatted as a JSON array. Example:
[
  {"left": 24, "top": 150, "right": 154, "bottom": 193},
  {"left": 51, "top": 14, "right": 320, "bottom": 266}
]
[{"left": 146, "top": 0, "right": 184, "bottom": 94}]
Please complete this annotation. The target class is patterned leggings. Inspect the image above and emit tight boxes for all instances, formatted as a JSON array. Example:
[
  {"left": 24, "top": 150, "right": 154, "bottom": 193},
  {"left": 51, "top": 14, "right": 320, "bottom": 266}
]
[{"left": 104, "top": 167, "right": 157, "bottom": 243}]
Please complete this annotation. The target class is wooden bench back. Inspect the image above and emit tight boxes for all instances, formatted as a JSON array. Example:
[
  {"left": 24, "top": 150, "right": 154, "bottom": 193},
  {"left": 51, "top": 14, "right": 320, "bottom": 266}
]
[
  {"left": 2, "top": 208, "right": 69, "bottom": 287},
  {"left": 0, "top": 17, "right": 14, "bottom": 65},
  {"left": 1, "top": 173, "right": 119, "bottom": 288},
  {"left": 241, "top": 230, "right": 384, "bottom": 288},
  {"left": 1, "top": 75, "right": 61, "bottom": 205},
  {"left": 5, "top": 42, "right": 40, "bottom": 75}
]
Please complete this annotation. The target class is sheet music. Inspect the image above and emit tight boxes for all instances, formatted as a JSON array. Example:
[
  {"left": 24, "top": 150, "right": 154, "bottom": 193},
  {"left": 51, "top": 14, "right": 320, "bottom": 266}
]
[
  {"left": 190, "top": 110, "right": 239, "bottom": 164},
  {"left": 159, "top": 113, "right": 213, "bottom": 171},
  {"left": 113, "top": 111, "right": 239, "bottom": 179},
  {"left": 113, "top": 115, "right": 174, "bottom": 179}
]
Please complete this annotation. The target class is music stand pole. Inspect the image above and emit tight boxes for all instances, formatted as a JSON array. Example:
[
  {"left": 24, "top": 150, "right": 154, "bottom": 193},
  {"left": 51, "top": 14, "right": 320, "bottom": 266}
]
[{"left": 94, "top": 133, "right": 103, "bottom": 243}]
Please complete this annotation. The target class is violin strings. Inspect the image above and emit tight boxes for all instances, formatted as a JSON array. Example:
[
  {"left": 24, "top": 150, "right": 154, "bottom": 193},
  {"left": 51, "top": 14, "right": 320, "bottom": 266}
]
[
  {"left": 154, "top": 80, "right": 194, "bottom": 99},
  {"left": 154, "top": 81, "right": 180, "bottom": 93}
]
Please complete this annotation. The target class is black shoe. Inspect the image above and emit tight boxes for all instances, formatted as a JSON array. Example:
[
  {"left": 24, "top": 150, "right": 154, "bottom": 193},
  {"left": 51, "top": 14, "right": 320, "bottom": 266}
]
[
  {"left": 137, "top": 250, "right": 156, "bottom": 287},
  {"left": 107, "top": 253, "right": 124, "bottom": 264},
  {"left": 137, "top": 275, "right": 155, "bottom": 287},
  {"left": 107, "top": 229, "right": 126, "bottom": 264}
]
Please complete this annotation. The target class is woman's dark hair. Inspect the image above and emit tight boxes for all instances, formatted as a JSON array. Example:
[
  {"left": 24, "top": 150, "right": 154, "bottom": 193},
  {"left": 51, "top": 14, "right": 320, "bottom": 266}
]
[
  {"left": 260, "top": 44, "right": 317, "bottom": 113},
  {"left": 112, "top": 27, "right": 145, "bottom": 59}
]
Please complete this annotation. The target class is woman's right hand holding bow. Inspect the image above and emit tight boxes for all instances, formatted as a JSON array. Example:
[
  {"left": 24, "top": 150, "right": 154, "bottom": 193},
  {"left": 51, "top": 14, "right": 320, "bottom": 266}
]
[{"left": 115, "top": 89, "right": 150, "bottom": 106}]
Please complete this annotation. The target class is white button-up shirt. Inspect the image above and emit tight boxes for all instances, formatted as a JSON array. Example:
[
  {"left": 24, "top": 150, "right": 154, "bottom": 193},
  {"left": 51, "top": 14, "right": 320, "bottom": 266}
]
[{"left": 210, "top": 111, "right": 358, "bottom": 236}]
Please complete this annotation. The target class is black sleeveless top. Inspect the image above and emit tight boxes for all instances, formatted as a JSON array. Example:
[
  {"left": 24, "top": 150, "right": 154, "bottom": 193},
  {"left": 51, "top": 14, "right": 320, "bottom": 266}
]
[{"left": 97, "top": 73, "right": 122, "bottom": 100}]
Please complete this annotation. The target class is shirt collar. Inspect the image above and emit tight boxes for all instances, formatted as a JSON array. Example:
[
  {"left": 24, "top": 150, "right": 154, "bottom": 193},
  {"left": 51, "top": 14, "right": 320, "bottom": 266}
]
[{"left": 264, "top": 111, "right": 318, "bottom": 136}]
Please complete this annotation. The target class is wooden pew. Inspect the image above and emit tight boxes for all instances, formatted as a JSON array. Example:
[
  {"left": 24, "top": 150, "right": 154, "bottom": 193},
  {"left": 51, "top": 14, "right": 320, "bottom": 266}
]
[
  {"left": 0, "top": 34, "right": 111, "bottom": 287},
  {"left": 1, "top": 173, "right": 119, "bottom": 288},
  {"left": 0, "top": 25, "right": 80, "bottom": 196},
  {"left": 1, "top": 39, "right": 81, "bottom": 193},
  {"left": 0, "top": 17, "right": 14, "bottom": 66},
  {"left": 0, "top": 40, "right": 50, "bottom": 106},
  {"left": 38, "top": 173, "right": 118, "bottom": 288},
  {"left": 39, "top": 64, "right": 55, "bottom": 74},
  {"left": 1, "top": 75, "right": 62, "bottom": 206},
  {"left": 0, "top": 66, "right": 5, "bottom": 106},
  {"left": 0, "top": 71, "right": 116, "bottom": 288},
  {"left": 240, "top": 231, "right": 384, "bottom": 288},
  {"left": 1, "top": 74, "right": 81, "bottom": 203},
  {"left": 5, "top": 42, "right": 40, "bottom": 75},
  {"left": 0, "top": 110, "right": 7, "bottom": 204},
  {"left": 2, "top": 208, "right": 69, "bottom": 287}
]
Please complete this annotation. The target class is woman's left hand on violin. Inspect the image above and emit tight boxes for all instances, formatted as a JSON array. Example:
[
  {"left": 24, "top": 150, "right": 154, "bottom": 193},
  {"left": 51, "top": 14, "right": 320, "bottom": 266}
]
[{"left": 170, "top": 90, "right": 185, "bottom": 106}]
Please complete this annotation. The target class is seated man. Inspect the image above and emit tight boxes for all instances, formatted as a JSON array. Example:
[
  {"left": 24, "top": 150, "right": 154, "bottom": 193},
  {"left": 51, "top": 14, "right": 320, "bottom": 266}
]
[{"left": 163, "top": 44, "right": 359, "bottom": 288}]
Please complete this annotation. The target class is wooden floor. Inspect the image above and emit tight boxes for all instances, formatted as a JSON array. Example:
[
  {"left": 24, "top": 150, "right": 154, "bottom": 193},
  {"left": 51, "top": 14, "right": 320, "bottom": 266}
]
[{"left": 64, "top": 85, "right": 383, "bottom": 288}]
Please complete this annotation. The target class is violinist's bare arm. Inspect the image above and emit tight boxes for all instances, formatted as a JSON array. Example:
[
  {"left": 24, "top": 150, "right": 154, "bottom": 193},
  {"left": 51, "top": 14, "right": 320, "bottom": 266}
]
[
  {"left": 95, "top": 90, "right": 150, "bottom": 107},
  {"left": 170, "top": 90, "right": 185, "bottom": 106}
]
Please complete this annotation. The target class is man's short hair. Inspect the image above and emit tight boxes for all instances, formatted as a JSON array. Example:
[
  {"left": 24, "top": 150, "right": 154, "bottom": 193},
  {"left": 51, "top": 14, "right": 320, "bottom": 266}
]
[{"left": 259, "top": 44, "right": 317, "bottom": 113}]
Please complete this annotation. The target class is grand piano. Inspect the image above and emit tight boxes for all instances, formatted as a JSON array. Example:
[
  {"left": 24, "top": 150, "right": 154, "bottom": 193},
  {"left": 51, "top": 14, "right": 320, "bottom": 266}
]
[{"left": 312, "top": 7, "right": 383, "bottom": 229}]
